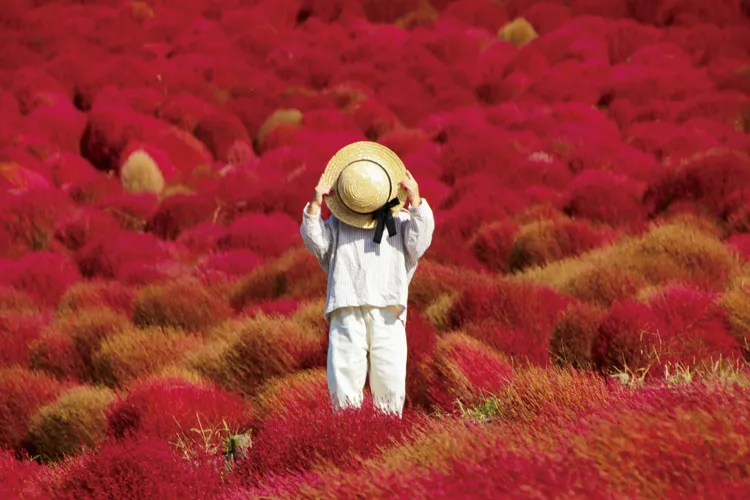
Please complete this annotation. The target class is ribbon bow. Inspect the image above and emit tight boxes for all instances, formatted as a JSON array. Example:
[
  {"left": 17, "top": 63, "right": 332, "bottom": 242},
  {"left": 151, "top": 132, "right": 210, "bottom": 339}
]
[{"left": 371, "top": 198, "right": 400, "bottom": 244}]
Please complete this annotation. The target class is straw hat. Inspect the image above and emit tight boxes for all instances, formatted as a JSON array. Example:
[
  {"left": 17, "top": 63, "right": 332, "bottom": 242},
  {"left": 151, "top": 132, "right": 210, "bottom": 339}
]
[{"left": 322, "top": 141, "right": 408, "bottom": 232}]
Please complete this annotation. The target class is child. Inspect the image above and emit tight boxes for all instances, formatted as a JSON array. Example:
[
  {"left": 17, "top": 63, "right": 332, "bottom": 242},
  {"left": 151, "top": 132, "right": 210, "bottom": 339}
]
[{"left": 300, "top": 142, "right": 435, "bottom": 417}]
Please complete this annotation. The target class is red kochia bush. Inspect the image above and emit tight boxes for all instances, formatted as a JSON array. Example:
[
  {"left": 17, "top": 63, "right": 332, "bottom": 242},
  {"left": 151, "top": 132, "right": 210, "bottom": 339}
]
[
  {"left": 79, "top": 105, "right": 160, "bottom": 172},
  {"left": 403, "top": 312, "right": 439, "bottom": 409},
  {"left": 107, "top": 377, "right": 251, "bottom": 442},
  {"left": 46, "top": 153, "right": 101, "bottom": 188},
  {"left": 51, "top": 436, "right": 224, "bottom": 500},
  {"left": 80, "top": 104, "right": 213, "bottom": 177},
  {"left": 176, "top": 222, "right": 230, "bottom": 254},
  {"left": 670, "top": 91, "right": 750, "bottom": 131},
  {"left": 0, "top": 187, "right": 77, "bottom": 258},
  {"left": 0, "top": 450, "right": 43, "bottom": 499},
  {"left": 629, "top": 0, "right": 746, "bottom": 27},
  {"left": 236, "top": 404, "right": 423, "bottom": 486},
  {"left": 218, "top": 212, "right": 299, "bottom": 257},
  {"left": 243, "top": 298, "right": 301, "bottom": 318},
  {"left": 0, "top": 312, "right": 47, "bottom": 367},
  {"left": 22, "top": 102, "right": 87, "bottom": 155},
  {"left": 470, "top": 220, "right": 519, "bottom": 273},
  {"left": 146, "top": 192, "right": 219, "bottom": 240},
  {"left": 57, "top": 280, "right": 136, "bottom": 317},
  {"left": 192, "top": 111, "right": 252, "bottom": 163},
  {"left": 75, "top": 230, "right": 172, "bottom": 279},
  {"left": 365, "top": 447, "right": 608, "bottom": 499},
  {"left": 520, "top": 2, "right": 573, "bottom": 35},
  {"left": 54, "top": 207, "right": 121, "bottom": 251},
  {"left": 592, "top": 286, "right": 744, "bottom": 376},
  {"left": 646, "top": 151, "right": 750, "bottom": 219},
  {"left": 563, "top": 170, "right": 646, "bottom": 227},
  {"left": 1, "top": 251, "right": 82, "bottom": 307},
  {"left": 438, "top": 131, "right": 534, "bottom": 187},
  {"left": 450, "top": 279, "right": 569, "bottom": 342},
  {"left": 0, "top": 366, "right": 69, "bottom": 451},
  {"left": 423, "top": 333, "right": 516, "bottom": 413},
  {"left": 440, "top": 0, "right": 510, "bottom": 32},
  {"left": 157, "top": 92, "right": 214, "bottom": 132}
]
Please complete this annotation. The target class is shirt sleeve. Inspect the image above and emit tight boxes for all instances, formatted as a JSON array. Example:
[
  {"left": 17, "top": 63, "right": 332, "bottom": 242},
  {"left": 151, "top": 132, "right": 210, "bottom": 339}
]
[
  {"left": 300, "top": 202, "right": 334, "bottom": 271},
  {"left": 401, "top": 198, "right": 435, "bottom": 263}
]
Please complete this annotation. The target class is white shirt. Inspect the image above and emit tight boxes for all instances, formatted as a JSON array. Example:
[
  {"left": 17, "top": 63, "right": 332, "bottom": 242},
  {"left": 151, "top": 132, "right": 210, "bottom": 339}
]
[{"left": 300, "top": 199, "right": 435, "bottom": 322}]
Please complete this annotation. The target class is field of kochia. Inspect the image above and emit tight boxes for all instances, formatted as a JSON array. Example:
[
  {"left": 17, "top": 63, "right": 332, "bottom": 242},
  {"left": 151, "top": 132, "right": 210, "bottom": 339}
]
[{"left": 1, "top": 0, "right": 749, "bottom": 498}]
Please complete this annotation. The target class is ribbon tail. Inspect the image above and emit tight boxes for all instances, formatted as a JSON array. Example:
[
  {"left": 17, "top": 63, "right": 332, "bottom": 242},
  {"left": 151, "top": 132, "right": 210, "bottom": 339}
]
[
  {"left": 373, "top": 213, "right": 386, "bottom": 244},
  {"left": 372, "top": 198, "right": 400, "bottom": 244},
  {"left": 385, "top": 212, "right": 397, "bottom": 238}
]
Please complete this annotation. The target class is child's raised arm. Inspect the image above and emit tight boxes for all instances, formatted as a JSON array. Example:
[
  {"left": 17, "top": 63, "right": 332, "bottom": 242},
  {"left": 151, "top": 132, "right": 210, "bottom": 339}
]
[
  {"left": 300, "top": 176, "right": 334, "bottom": 270},
  {"left": 400, "top": 170, "right": 435, "bottom": 262}
]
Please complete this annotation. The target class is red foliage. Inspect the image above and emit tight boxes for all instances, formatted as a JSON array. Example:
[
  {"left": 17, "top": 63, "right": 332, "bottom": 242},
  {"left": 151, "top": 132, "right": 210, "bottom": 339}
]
[
  {"left": 218, "top": 212, "right": 299, "bottom": 257},
  {"left": 22, "top": 102, "right": 87, "bottom": 155},
  {"left": 347, "top": 98, "right": 403, "bottom": 140},
  {"left": 376, "top": 127, "right": 432, "bottom": 158},
  {"left": 670, "top": 91, "right": 750, "bottom": 131},
  {"left": 146, "top": 192, "right": 218, "bottom": 240},
  {"left": 243, "top": 298, "right": 302, "bottom": 318},
  {"left": 0, "top": 450, "right": 43, "bottom": 500},
  {"left": 563, "top": 170, "right": 647, "bottom": 226},
  {"left": 403, "top": 311, "right": 439, "bottom": 409},
  {"left": 0, "top": 310, "right": 49, "bottom": 367},
  {"left": 630, "top": 0, "right": 747, "bottom": 27},
  {"left": 727, "top": 234, "right": 750, "bottom": 261},
  {"left": 470, "top": 219, "right": 519, "bottom": 273},
  {"left": 646, "top": 151, "right": 750, "bottom": 219},
  {"left": 0, "top": 144, "right": 50, "bottom": 176},
  {"left": 7, "top": 68, "right": 70, "bottom": 115},
  {"left": 96, "top": 192, "right": 161, "bottom": 232},
  {"left": 46, "top": 153, "right": 101, "bottom": 189},
  {"left": 52, "top": 436, "right": 225, "bottom": 500},
  {"left": 193, "top": 112, "right": 252, "bottom": 163},
  {"left": 235, "top": 404, "right": 424, "bottom": 486},
  {"left": 0, "top": 89, "right": 19, "bottom": 119},
  {"left": 362, "top": 0, "right": 422, "bottom": 24},
  {"left": 0, "top": 251, "right": 81, "bottom": 308},
  {"left": 107, "top": 377, "right": 251, "bottom": 442},
  {"left": 451, "top": 279, "right": 569, "bottom": 344},
  {"left": 177, "top": 222, "right": 230, "bottom": 254},
  {"left": 157, "top": 93, "right": 214, "bottom": 132},
  {"left": 424, "top": 334, "right": 516, "bottom": 413},
  {"left": 28, "top": 327, "right": 84, "bottom": 381},
  {"left": 0, "top": 188, "right": 77, "bottom": 258},
  {"left": 75, "top": 230, "right": 172, "bottom": 279},
  {"left": 57, "top": 280, "right": 136, "bottom": 317},
  {"left": 440, "top": 0, "right": 509, "bottom": 32},
  {"left": 198, "top": 249, "right": 265, "bottom": 277},
  {"left": 593, "top": 286, "right": 744, "bottom": 376},
  {"left": 81, "top": 104, "right": 213, "bottom": 178},
  {"left": 65, "top": 173, "right": 125, "bottom": 206},
  {"left": 0, "top": 367, "right": 69, "bottom": 451},
  {"left": 352, "top": 446, "right": 609, "bottom": 499},
  {"left": 54, "top": 207, "right": 121, "bottom": 252},
  {"left": 521, "top": 2, "right": 572, "bottom": 36},
  {"left": 465, "top": 319, "right": 552, "bottom": 367},
  {"left": 80, "top": 105, "right": 163, "bottom": 172}
]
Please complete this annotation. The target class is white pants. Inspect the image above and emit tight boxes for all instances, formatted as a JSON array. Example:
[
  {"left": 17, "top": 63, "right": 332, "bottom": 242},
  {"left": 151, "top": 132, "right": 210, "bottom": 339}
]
[{"left": 327, "top": 305, "right": 407, "bottom": 417}]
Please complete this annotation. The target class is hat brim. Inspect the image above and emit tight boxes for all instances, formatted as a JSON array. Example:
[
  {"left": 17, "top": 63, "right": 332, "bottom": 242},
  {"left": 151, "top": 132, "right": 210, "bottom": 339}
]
[{"left": 322, "top": 141, "right": 407, "bottom": 229}]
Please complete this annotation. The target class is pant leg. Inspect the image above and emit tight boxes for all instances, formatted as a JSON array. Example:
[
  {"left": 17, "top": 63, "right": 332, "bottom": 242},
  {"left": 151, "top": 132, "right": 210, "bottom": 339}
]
[
  {"left": 366, "top": 305, "right": 408, "bottom": 417},
  {"left": 327, "top": 306, "right": 369, "bottom": 411}
]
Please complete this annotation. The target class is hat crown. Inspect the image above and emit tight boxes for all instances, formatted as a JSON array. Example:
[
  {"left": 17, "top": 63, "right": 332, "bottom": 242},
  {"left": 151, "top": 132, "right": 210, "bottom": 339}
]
[{"left": 336, "top": 160, "right": 392, "bottom": 214}]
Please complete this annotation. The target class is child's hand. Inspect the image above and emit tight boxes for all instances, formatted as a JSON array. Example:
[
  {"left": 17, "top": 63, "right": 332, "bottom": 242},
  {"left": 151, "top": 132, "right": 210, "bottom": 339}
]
[
  {"left": 312, "top": 175, "right": 332, "bottom": 206},
  {"left": 399, "top": 170, "right": 421, "bottom": 207}
]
